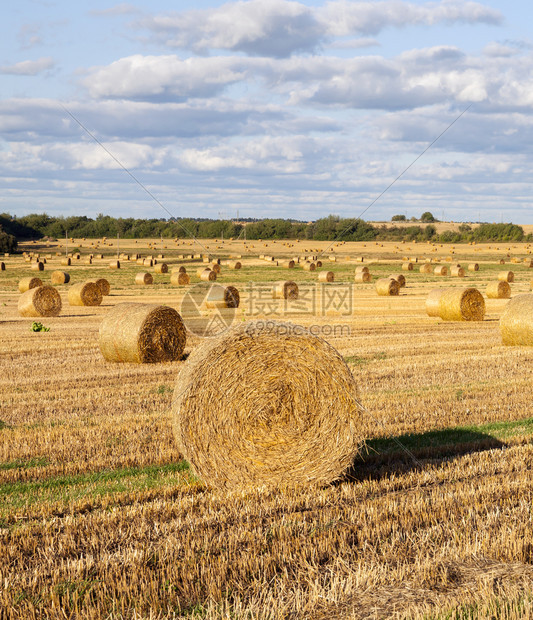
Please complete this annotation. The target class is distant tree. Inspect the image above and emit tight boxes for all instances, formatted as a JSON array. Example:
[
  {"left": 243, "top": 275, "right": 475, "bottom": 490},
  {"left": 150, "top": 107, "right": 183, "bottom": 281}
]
[
  {"left": 420, "top": 211, "right": 436, "bottom": 223},
  {"left": 391, "top": 214, "right": 406, "bottom": 221},
  {"left": 0, "top": 229, "right": 17, "bottom": 252}
]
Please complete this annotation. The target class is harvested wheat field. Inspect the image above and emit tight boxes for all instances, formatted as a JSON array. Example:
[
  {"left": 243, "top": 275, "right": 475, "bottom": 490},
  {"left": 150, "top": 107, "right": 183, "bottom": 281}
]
[{"left": 1, "top": 237, "right": 533, "bottom": 619}]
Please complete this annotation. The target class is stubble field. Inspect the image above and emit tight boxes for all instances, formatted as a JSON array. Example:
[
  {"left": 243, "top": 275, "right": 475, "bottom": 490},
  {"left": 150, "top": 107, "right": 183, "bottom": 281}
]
[{"left": 1, "top": 235, "right": 533, "bottom": 619}]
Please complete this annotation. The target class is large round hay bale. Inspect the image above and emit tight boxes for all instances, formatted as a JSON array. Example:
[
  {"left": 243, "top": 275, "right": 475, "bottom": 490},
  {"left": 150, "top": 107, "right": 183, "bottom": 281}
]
[
  {"left": 135, "top": 272, "right": 153, "bottom": 285},
  {"left": 354, "top": 271, "right": 371, "bottom": 283},
  {"left": 154, "top": 263, "right": 168, "bottom": 274},
  {"left": 51, "top": 271, "right": 70, "bottom": 285},
  {"left": 99, "top": 303, "right": 186, "bottom": 363},
  {"left": 205, "top": 285, "right": 240, "bottom": 309},
  {"left": 438, "top": 288, "right": 485, "bottom": 321},
  {"left": 87, "top": 278, "right": 111, "bottom": 296},
  {"left": 318, "top": 271, "right": 334, "bottom": 282},
  {"left": 200, "top": 269, "right": 216, "bottom": 281},
  {"left": 31, "top": 261, "right": 44, "bottom": 271},
  {"left": 450, "top": 266, "right": 466, "bottom": 277},
  {"left": 468, "top": 263, "right": 479, "bottom": 272},
  {"left": 402, "top": 262, "right": 413, "bottom": 271},
  {"left": 170, "top": 272, "right": 190, "bottom": 286},
  {"left": 419, "top": 263, "right": 432, "bottom": 274},
  {"left": 18, "top": 286, "right": 62, "bottom": 317},
  {"left": 68, "top": 282, "right": 103, "bottom": 307},
  {"left": 18, "top": 277, "right": 43, "bottom": 293},
  {"left": 500, "top": 294, "right": 533, "bottom": 346},
  {"left": 272, "top": 281, "right": 299, "bottom": 300},
  {"left": 389, "top": 273, "right": 406, "bottom": 287},
  {"left": 172, "top": 321, "right": 365, "bottom": 489},
  {"left": 434, "top": 265, "right": 448, "bottom": 276},
  {"left": 375, "top": 278, "right": 400, "bottom": 296},
  {"left": 425, "top": 288, "right": 446, "bottom": 317},
  {"left": 486, "top": 281, "right": 511, "bottom": 299},
  {"left": 498, "top": 271, "right": 514, "bottom": 283}
]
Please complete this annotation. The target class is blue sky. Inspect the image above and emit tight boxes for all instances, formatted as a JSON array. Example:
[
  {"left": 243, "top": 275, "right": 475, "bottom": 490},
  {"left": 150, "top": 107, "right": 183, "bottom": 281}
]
[{"left": 1, "top": 0, "right": 533, "bottom": 223}]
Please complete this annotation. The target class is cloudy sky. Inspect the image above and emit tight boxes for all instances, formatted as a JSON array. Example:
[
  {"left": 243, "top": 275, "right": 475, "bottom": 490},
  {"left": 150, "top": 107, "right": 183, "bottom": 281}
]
[{"left": 1, "top": 0, "right": 532, "bottom": 223}]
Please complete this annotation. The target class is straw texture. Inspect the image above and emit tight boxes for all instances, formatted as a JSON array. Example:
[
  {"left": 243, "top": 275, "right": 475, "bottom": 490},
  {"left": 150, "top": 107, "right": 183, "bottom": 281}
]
[
  {"left": 68, "top": 282, "right": 103, "bottom": 307},
  {"left": 18, "top": 277, "right": 43, "bottom": 293},
  {"left": 425, "top": 288, "right": 446, "bottom": 317},
  {"left": 272, "top": 281, "right": 299, "bottom": 300},
  {"left": 486, "top": 281, "right": 511, "bottom": 299},
  {"left": 437, "top": 288, "right": 485, "bottom": 321},
  {"left": 18, "top": 285, "right": 62, "bottom": 317},
  {"left": 172, "top": 320, "right": 365, "bottom": 490},
  {"left": 99, "top": 303, "right": 186, "bottom": 363},
  {"left": 500, "top": 294, "right": 533, "bottom": 346}
]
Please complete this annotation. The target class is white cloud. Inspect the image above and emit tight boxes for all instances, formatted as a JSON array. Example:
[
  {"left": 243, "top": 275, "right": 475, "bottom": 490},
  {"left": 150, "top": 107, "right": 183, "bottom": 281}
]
[{"left": 0, "top": 57, "right": 55, "bottom": 76}]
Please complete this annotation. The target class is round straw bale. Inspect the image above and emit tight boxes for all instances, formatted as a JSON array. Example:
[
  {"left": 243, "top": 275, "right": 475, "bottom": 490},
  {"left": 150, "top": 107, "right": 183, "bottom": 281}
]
[
  {"left": 375, "top": 278, "right": 400, "bottom": 296},
  {"left": 272, "top": 281, "right": 299, "bottom": 300},
  {"left": 318, "top": 271, "right": 334, "bottom": 282},
  {"left": 18, "top": 277, "right": 43, "bottom": 293},
  {"left": 227, "top": 260, "right": 242, "bottom": 269},
  {"left": 500, "top": 294, "right": 533, "bottom": 346},
  {"left": 498, "top": 271, "right": 514, "bottom": 283},
  {"left": 499, "top": 259, "right": 506, "bottom": 265},
  {"left": 402, "top": 262, "right": 413, "bottom": 271},
  {"left": 389, "top": 273, "right": 406, "bottom": 287},
  {"left": 282, "top": 260, "right": 295, "bottom": 269},
  {"left": 355, "top": 265, "right": 369, "bottom": 274},
  {"left": 18, "top": 285, "right": 62, "bottom": 317},
  {"left": 468, "top": 263, "right": 479, "bottom": 272},
  {"left": 68, "top": 282, "right": 103, "bottom": 307},
  {"left": 450, "top": 266, "right": 466, "bottom": 277},
  {"left": 170, "top": 272, "right": 190, "bottom": 286},
  {"left": 31, "top": 261, "right": 44, "bottom": 271},
  {"left": 137, "top": 258, "right": 145, "bottom": 265},
  {"left": 51, "top": 271, "right": 70, "bottom": 285},
  {"left": 172, "top": 265, "right": 187, "bottom": 273},
  {"left": 316, "top": 260, "right": 323, "bottom": 268},
  {"left": 209, "top": 263, "right": 221, "bottom": 275},
  {"left": 135, "top": 272, "right": 153, "bottom": 285},
  {"left": 425, "top": 288, "right": 446, "bottom": 317},
  {"left": 486, "top": 281, "right": 511, "bottom": 299},
  {"left": 419, "top": 263, "right": 432, "bottom": 273},
  {"left": 303, "top": 261, "right": 316, "bottom": 271},
  {"left": 99, "top": 303, "right": 186, "bottom": 363},
  {"left": 437, "top": 288, "right": 485, "bottom": 321},
  {"left": 87, "top": 278, "right": 111, "bottom": 296},
  {"left": 109, "top": 260, "right": 120, "bottom": 269},
  {"left": 61, "top": 257, "right": 71, "bottom": 266},
  {"left": 434, "top": 265, "right": 448, "bottom": 276},
  {"left": 205, "top": 285, "right": 240, "bottom": 309},
  {"left": 200, "top": 269, "right": 217, "bottom": 281},
  {"left": 154, "top": 263, "right": 168, "bottom": 274},
  {"left": 354, "top": 271, "right": 371, "bottom": 283},
  {"left": 172, "top": 320, "right": 364, "bottom": 490}
]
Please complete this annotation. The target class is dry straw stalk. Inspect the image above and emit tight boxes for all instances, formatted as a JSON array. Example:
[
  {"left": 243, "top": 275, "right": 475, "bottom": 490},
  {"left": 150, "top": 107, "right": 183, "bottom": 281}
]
[
  {"left": 18, "top": 285, "right": 62, "bottom": 317},
  {"left": 51, "top": 271, "right": 70, "bottom": 285},
  {"left": 486, "top": 281, "right": 511, "bottom": 299},
  {"left": 68, "top": 282, "right": 103, "bottom": 307},
  {"left": 437, "top": 288, "right": 485, "bottom": 321},
  {"left": 272, "top": 281, "right": 299, "bottom": 300},
  {"left": 172, "top": 320, "right": 365, "bottom": 489},
  {"left": 375, "top": 278, "right": 400, "bottom": 296},
  {"left": 135, "top": 272, "right": 153, "bottom": 285},
  {"left": 19, "top": 277, "right": 43, "bottom": 293},
  {"left": 99, "top": 303, "right": 186, "bottom": 363},
  {"left": 500, "top": 294, "right": 533, "bottom": 346}
]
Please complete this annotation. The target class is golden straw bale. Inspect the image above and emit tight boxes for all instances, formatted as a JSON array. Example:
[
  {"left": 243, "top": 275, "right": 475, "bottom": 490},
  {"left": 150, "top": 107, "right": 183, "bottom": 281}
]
[
  {"left": 282, "top": 260, "right": 295, "bottom": 269},
  {"left": 329, "top": 255, "right": 337, "bottom": 262},
  {"left": 144, "top": 258, "right": 153, "bottom": 267},
  {"left": 209, "top": 263, "right": 222, "bottom": 274},
  {"left": 31, "top": 261, "right": 44, "bottom": 271},
  {"left": 498, "top": 271, "right": 514, "bottom": 283},
  {"left": 18, "top": 285, "right": 62, "bottom": 317},
  {"left": 402, "top": 262, "right": 413, "bottom": 271},
  {"left": 68, "top": 282, "right": 103, "bottom": 307},
  {"left": 137, "top": 258, "right": 145, "bottom": 265},
  {"left": 354, "top": 272, "right": 371, "bottom": 283},
  {"left": 318, "top": 271, "right": 334, "bottom": 282},
  {"left": 205, "top": 285, "right": 240, "bottom": 309},
  {"left": 197, "top": 267, "right": 210, "bottom": 277},
  {"left": 227, "top": 261, "right": 242, "bottom": 269},
  {"left": 419, "top": 263, "right": 432, "bottom": 273},
  {"left": 200, "top": 269, "right": 217, "bottom": 281},
  {"left": 172, "top": 266, "right": 187, "bottom": 273},
  {"left": 434, "top": 265, "right": 448, "bottom": 276},
  {"left": 135, "top": 272, "right": 153, "bottom": 285},
  {"left": 437, "top": 288, "right": 485, "bottom": 321},
  {"left": 109, "top": 260, "right": 120, "bottom": 269},
  {"left": 18, "top": 277, "right": 43, "bottom": 293},
  {"left": 486, "top": 281, "right": 511, "bottom": 299},
  {"left": 172, "top": 320, "right": 365, "bottom": 490},
  {"left": 450, "top": 266, "right": 466, "bottom": 277},
  {"left": 375, "top": 278, "right": 400, "bottom": 296},
  {"left": 302, "top": 262, "right": 316, "bottom": 271},
  {"left": 468, "top": 263, "right": 479, "bottom": 271},
  {"left": 87, "top": 278, "right": 110, "bottom": 296},
  {"left": 170, "top": 272, "right": 190, "bottom": 286},
  {"left": 99, "top": 303, "right": 186, "bottom": 363},
  {"left": 272, "top": 281, "right": 299, "bottom": 300},
  {"left": 51, "top": 271, "right": 70, "bottom": 285},
  {"left": 425, "top": 288, "right": 446, "bottom": 317},
  {"left": 500, "top": 294, "right": 533, "bottom": 346},
  {"left": 389, "top": 273, "right": 406, "bottom": 287},
  {"left": 154, "top": 263, "right": 168, "bottom": 274},
  {"left": 355, "top": 265, "right": 369, "bottom": 274}
]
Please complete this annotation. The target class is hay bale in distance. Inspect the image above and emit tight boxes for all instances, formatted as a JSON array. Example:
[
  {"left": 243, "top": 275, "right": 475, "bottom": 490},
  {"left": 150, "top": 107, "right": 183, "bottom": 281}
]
[
  {"left": 376, "top": 278, "right": 400, "bottom": 296},
  {"left": 170, "top": 272, "right": 190, "bottom": 286},
  {"left": 272, "top": 281, "right": 299, "bottom": 300},
  {"left": 468, "top": 263, "right": 479, "bottom": 272},
  {"left": 500, "top": 294, "right": 533, "bottom": 346},
  {"left": 109, "top": 260, "right": 120, "bottom": 270},
  {"left": 498, "top": 271, "right": 514, "bottom": 283},
  {"left": 438, "top": 288, "right": 485, "bottom": 321},
  {"left": 205, "top": 285, "right": 240, "bottom": 309},
  {"left": 61, "top": 258, "right": 71, "bottom": 266},
  {"left": 200, "top": 269, "right": 217, "bottom": 281},
  {"left": 172, "top": 266, "right": 187, "bottom": 274},
  {"left": 486, "top": 281, "right": 511, "bottom": 299},
  {"left": 389, "top": 273, "right": 406, "bottom": 287},
  {"left": 318, "top": 271, "right": 334, "bottom": 282},
  {"left": 99, "top": 303, "right": 186, "bottom": 363},
  {"left": 402, "top": 262, "right": 413, "bottom": 271},
  {"left": 209, "top": 263, "right": 222, "bottom": 275},
  {"left": 419, "top": 263, "right": 432, "bottom": 274},
  {"left": 434, "top": 265, "right": 448, "bottom": 276},
  {"left": 450, "top": 266, "right": 466, "bottom": 277},
  {"left": 68, "top": 282, "right": 103, "bottom": 307},
  {"left": 355, "top": 266, "right": 369, "bottom": 274},
  {"left": 18, "top": 285, "right": 62, "bottom": 317},
  {"left": 227, "top": 261, "right": 242, "bottom": 269},
  {"left": 31, "top": 261, "right": 44, "bottom": 271},
  {"left": 135, "top": 272, "right": 153, "bottom": 285},
  {"left": 354, "top": 272, "right": 371, "bottom": 283},
  {"left": 18, "top": 277, "right": 43, "bottom": 293},
  {"left": 154, "top": 263, "right": 168, "bottom": 274},
  {"left": 51, "top": 271, "right": 70, "bottom": 285},
  {"left": 302, "top": 262, "right": 316, "bottom": 271},
  {"left": 425, "top": 288, "right": 446, "bottom": 317},
  {"left": 282, "top": 260, "right": 295, "bottom": 269},
  {"left": 171, "top": 320, "right": 364, "bottom": 489},
  {"left": 87, "top": 278, "right": 111, "bottom": 296}
]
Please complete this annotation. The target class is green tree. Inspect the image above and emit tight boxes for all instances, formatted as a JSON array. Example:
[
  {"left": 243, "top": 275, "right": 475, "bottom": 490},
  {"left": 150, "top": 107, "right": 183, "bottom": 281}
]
[{"left": 420, "top": 211, "right": 436, "bottom": 223}]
